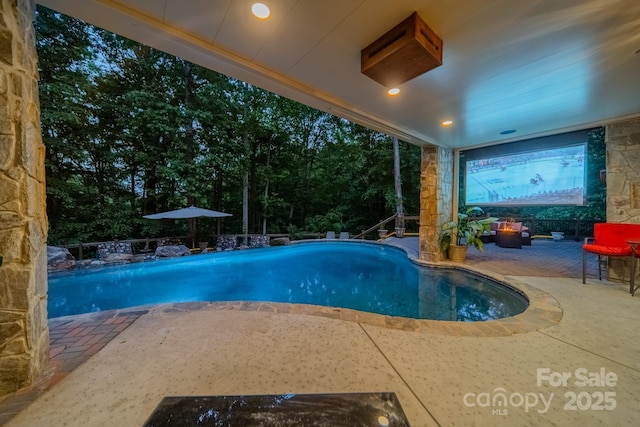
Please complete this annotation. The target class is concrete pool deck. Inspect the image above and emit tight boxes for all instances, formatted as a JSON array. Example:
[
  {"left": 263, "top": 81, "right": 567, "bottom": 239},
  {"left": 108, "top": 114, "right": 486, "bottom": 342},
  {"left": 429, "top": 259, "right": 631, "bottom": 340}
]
[{"left": 2, "top": 238, "right": 640, "bottom": 426}]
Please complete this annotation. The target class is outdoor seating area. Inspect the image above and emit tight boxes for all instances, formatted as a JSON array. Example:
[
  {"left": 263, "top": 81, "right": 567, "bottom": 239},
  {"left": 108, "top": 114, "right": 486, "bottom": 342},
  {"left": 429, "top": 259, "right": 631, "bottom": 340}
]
[{"left": 481, "top": 220, "right": 532, "bottom": 247}]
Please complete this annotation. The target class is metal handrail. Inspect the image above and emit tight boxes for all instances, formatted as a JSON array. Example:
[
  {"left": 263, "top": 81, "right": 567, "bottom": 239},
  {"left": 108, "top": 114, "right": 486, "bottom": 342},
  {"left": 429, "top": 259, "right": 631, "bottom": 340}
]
[{"left": 353, "top": 214, "right": 398, "bottom": 239}]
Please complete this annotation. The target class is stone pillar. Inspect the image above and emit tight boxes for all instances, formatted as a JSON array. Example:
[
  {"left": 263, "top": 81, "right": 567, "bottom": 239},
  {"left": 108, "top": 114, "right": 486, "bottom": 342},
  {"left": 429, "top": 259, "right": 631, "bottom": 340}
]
[
  {"left": 605, "top": 118, "right": 640, "bottom": 283},
  {"left": 419, "top": 145, "right": 453, "bottom": 262},
  {"left": 0, "top": 0, "right": 49, "bottom": 396}
]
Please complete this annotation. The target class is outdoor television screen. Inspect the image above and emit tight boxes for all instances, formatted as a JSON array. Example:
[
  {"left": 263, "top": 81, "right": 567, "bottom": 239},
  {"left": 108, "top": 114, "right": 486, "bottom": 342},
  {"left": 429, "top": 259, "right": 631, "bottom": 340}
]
[{"left": 464, "top": 143, "right": 587, "bottom": 206}]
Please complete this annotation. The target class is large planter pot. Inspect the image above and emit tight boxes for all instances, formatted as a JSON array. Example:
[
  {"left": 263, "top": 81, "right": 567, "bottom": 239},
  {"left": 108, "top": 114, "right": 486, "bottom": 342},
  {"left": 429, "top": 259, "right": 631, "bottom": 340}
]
[{"left": 447, "top": 245, "right": 468, "bottom": 262}]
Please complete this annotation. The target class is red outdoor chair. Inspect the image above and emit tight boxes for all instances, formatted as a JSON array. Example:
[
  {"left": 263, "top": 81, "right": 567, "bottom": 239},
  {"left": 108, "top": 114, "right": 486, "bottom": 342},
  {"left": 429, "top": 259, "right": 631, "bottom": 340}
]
[{"left": 582, "top": 223, "right": 640, "bottom": 295}]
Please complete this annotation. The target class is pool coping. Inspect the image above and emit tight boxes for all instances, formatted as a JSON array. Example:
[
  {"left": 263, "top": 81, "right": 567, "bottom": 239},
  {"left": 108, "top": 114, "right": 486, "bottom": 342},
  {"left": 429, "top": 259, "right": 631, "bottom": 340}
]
[
  {"left": 54, "top": 277, "right": 562, "bottom": 339},
  {"left": 138, "top": 279, "right": 562, "bottom": 337}
]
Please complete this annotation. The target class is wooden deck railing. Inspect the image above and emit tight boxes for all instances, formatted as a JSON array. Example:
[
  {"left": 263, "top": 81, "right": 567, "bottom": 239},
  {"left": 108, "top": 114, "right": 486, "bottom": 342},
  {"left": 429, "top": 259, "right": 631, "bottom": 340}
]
[
  {"left": 352, "top": 214, "right": 398, "bottom": 239},
  {"left": 521, "top": 217, "right": 601, "bottom": 240},
  {"left": 352, "top": 214, "right": 420, "bottom": 240},
  {"left": 473, "top": 216, "right": 603, "bottom": 241}
]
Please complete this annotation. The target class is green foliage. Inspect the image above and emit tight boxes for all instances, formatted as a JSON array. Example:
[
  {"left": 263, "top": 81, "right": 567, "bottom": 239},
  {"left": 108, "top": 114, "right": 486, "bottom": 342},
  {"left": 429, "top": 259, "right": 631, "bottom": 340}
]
[
  {"left": 286, "top": 224, "right": 305, "bottom": 240},
  {"left": 305, "top": 209, "right": 345, "bottom": 233},
  {"left": 439, "top": 207, "right": 498, "bottom": 253},
  {"left": 36, "top": 7, "right": 422, "bottom": 245}
]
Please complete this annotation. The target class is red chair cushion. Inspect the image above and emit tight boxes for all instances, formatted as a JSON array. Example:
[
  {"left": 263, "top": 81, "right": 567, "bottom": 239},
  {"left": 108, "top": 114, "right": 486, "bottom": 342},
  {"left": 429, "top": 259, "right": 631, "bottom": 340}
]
[{"left": 583, "top": 244, "right": 632, "bottom": 257}]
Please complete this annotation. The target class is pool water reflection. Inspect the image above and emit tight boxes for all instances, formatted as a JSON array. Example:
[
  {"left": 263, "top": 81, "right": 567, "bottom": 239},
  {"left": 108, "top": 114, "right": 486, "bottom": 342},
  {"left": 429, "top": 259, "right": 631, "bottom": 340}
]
[{"left": 48, "top": 242, "right": 528, "bottom": 320}]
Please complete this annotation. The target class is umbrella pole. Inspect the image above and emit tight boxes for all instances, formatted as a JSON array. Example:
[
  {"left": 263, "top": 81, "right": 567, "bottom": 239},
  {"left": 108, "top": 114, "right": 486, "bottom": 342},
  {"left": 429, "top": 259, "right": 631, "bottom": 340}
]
[{"left": 189, "top": 217, "right": 196, "bottom": 249}]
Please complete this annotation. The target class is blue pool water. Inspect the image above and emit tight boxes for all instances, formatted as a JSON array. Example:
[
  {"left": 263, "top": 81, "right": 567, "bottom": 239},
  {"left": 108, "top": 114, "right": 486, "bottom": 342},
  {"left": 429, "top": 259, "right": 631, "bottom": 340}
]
[{"left": 47, "top": 242, "right": 528, "bottom": 321}]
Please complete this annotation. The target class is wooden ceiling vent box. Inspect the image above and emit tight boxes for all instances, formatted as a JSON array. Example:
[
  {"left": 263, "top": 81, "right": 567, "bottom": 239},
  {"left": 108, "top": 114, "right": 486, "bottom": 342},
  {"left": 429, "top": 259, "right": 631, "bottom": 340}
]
[{"left": 361, "top": 12, "right": 442, "bottom": 87}]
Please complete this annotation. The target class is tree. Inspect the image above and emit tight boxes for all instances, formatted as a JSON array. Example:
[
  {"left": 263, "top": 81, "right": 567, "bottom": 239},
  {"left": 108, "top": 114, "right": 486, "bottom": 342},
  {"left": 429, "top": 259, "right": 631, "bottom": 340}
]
[
  {"left": 36, "top": 6, "right": 95, "bottom": 242},
  {"left": 37, "top": 7, "right": 422, "bottom": 244},
  {"left": 393, "top": 137, "right": 404, "bottom": 231}
]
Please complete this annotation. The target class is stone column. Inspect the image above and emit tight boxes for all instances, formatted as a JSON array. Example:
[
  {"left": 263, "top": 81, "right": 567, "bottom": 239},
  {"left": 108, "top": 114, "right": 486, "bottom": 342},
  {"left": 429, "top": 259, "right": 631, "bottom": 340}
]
[
  {"left": 605, "top": 118, "right": 640, "bottom": 283},
  {"left": 0, "top": 0, "right": 49, "bottom": 396},
  {"left": 419, "top": 145, "right": 453, "bottom": 262}
]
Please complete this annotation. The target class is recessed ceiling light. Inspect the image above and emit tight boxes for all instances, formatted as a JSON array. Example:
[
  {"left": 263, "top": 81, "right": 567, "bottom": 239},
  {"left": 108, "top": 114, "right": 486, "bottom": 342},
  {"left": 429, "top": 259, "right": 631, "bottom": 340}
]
[
  {"left": 441, "top": 120, "right": 453, "bottom": 127},
  {"left": 387, "top": 88, "right": 400, "bottom": 95},
  {"left": 251, "top": 3, "right": 270, "bottom": 19},
  {"left": 500, "top": 129, "right": 516, "bottom": 135}
]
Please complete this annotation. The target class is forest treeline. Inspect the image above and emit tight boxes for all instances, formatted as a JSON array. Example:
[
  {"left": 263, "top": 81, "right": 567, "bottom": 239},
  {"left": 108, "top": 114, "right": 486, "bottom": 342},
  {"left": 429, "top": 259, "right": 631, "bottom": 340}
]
[
  {"left": 36, "top": 7, "right": 605, "bottom": 245},
  {"left": 36, "top": 7, "right": 422, "bottom": 244}
]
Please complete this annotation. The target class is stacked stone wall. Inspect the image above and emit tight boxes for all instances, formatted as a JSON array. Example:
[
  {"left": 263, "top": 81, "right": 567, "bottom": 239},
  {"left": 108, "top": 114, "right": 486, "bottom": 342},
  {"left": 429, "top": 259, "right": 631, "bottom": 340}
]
[
  {"left": 605, "top": 118, "right": 640, "bottom": 284},
  {"left": 0, "top": 0, "right": 49, "bottom": 396},
  {"left": 419, "top": 146, "right": 453, "bottom": 262},
  {"left": 606, "top": 118, "right": 640, "bottom": 222}
]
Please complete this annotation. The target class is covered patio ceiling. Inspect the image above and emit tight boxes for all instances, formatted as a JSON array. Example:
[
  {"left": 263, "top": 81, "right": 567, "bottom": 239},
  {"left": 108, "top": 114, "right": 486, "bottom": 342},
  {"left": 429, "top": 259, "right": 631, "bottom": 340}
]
[{"left": 38, "top": 0, "right": 640, "bottom": 149}]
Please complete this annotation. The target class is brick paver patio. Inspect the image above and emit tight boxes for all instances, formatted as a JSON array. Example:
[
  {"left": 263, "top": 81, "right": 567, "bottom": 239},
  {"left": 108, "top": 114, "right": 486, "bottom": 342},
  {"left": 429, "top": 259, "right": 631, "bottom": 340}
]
[{"left": 0, "top": 310, "right": 147, "bottom": 425}]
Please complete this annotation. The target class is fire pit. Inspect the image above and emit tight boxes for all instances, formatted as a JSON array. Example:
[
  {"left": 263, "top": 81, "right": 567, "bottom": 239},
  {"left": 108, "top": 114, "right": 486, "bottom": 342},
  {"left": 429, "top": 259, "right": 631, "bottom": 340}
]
[{"left": 496, "top": 229, "right": 522, "bottom": 249}]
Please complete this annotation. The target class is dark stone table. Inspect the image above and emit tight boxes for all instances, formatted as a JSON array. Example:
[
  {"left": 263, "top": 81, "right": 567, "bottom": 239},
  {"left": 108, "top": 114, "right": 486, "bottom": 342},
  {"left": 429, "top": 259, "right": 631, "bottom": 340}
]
[{"left": 142, "top": 392, "right": 410, "bottom": 426}]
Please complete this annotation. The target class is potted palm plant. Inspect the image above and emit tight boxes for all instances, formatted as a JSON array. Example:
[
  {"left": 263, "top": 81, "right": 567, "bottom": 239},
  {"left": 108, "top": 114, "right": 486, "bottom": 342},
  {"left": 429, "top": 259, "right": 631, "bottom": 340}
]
[{"left": 439, "top": 207, "right": 497, "bottom": 262}]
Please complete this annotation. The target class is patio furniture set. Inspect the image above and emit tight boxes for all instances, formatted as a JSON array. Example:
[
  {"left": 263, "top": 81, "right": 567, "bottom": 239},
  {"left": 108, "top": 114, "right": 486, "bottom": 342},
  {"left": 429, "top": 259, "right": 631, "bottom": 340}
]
[{"left": 481, "top": 221, "right": 532, "bottom": 249}]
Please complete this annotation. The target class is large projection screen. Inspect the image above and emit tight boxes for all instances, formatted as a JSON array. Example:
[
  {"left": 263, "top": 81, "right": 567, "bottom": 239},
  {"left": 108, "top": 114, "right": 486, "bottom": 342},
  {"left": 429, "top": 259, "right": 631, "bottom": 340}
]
[{"left": 463, "top": 131, "right": 589, "bottom": 207}]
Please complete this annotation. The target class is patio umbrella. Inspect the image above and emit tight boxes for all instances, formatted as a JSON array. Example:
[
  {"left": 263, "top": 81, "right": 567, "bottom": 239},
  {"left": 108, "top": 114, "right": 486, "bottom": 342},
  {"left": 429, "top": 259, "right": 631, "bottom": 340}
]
[
  {"left": 143, "top": 205, "right": 232, "bottom": 247},
  {"left": 143, "top": 205, "right": 232, "bottom": 220}
]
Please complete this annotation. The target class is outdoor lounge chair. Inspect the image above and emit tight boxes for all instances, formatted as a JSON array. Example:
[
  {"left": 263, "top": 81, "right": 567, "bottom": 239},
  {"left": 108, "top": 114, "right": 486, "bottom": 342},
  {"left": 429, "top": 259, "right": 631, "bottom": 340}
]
[
  {"left": 582, "top": 222, "right": 640, "bottom": 294},
  {"left": 325, "top": 231, "right": 336, "bottom": 239},
  {"left": 511, "top": 222, "right": 532, "bottom": 245}
]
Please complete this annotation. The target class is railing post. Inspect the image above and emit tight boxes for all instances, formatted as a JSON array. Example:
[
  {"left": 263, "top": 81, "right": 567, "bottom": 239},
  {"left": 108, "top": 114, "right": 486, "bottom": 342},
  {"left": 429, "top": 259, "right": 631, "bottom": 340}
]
[
  {"left": 78, "top": 243, "right": 83, "bottom": 260},
  {"left": 531, "top": 216, "right": 536, "bottom": 236}
]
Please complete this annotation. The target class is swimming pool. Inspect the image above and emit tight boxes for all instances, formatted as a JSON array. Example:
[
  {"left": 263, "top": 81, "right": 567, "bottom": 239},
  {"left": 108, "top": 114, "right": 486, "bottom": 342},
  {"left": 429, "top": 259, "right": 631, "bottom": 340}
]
[{"left": 47, "top": 242, "right": 528, "bottom": 321}]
